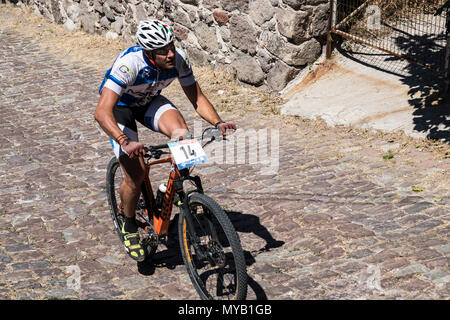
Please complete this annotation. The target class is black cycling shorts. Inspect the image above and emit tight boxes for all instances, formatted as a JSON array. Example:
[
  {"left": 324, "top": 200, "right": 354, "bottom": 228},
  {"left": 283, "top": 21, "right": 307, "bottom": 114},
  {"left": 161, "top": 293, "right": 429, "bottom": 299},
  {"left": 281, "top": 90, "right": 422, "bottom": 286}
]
[{"left": 110, "top": 95, "right": 177, "bottom": 158}]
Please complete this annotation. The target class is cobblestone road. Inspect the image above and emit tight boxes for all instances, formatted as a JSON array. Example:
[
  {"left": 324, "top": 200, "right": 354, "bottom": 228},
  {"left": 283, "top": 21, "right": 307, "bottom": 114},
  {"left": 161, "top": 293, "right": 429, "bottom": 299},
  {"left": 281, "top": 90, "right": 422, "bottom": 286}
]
[{"left": 0, "top": 17, "right": 449, "bottom": 300}]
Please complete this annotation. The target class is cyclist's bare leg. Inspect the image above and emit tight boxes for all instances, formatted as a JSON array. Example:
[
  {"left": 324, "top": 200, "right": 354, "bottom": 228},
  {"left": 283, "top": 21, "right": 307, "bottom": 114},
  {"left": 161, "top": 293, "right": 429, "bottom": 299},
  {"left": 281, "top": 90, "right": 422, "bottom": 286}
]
[
  {"left": 118, "top": 155, "right": 145, "bottom": 220},
  {"left": 157, "top": 109, "right": 189, "bottom": 139},
  {"left": 117, "top": 109, "right": 188, "bottom": 229},
  {"left": 117, "top": 154, "right": 146, "bottom": 261}
]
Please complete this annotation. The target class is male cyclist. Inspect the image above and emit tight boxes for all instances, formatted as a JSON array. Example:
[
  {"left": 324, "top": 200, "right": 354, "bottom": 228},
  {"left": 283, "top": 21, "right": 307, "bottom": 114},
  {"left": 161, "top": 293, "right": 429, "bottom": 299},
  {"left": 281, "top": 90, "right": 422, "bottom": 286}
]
[{"left": 94, "top": 20, "right": 236, "bottom": 262}]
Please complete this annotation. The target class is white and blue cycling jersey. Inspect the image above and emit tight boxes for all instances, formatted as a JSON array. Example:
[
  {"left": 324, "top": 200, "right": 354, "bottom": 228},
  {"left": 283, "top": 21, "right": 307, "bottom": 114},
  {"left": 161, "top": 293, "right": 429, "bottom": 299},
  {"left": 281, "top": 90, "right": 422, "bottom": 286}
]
[{"left": 99, "top": 45, "right": 196, "bottom": 107}]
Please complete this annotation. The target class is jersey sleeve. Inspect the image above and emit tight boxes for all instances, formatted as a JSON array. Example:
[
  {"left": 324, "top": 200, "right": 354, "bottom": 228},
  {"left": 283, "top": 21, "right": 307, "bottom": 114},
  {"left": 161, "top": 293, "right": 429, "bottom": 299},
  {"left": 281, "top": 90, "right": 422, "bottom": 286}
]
[
  {"left": 103, "top": 55, "right": 138, "bottom": 95},
  {"left": 176, "top": 48, "right": 196, "bottom": 87}
]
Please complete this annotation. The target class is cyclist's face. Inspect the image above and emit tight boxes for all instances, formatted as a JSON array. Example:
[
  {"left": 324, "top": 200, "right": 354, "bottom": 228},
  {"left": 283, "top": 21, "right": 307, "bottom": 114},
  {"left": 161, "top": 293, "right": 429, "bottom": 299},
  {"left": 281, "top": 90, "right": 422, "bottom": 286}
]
[{"left": 150, "top": 42, "right": 176, "bottom": 70}]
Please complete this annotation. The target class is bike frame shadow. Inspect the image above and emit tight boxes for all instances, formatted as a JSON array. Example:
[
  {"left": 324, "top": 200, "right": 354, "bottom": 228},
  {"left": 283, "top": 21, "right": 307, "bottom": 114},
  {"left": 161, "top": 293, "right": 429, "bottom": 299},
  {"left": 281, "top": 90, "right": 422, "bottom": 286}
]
[
  {"left": 226, "top": 210, "right": 285, "bottom": 300},
  {"left": 136, "top": 209, "right": 283, "bottom": 300}
]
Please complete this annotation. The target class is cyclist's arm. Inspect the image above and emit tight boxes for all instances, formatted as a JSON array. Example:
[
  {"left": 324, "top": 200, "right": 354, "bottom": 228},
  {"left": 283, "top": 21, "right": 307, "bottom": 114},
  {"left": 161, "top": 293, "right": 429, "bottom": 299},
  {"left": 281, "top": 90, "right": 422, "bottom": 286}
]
[
  {"left": 94, "top": 87, "right": 122, "bottom": 140},
  {"left": 182, "top": 82, "right": 236, "bottom": 133},
  {"left": 94, "top": 87, "right": 143, "bottom": 158}
]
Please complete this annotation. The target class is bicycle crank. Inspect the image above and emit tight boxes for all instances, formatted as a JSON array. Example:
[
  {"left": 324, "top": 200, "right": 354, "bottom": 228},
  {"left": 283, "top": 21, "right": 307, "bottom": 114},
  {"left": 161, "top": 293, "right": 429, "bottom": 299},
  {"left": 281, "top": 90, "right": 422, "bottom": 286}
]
[
  {"left": 207, "top": 240, "right": 226, "bottom": 268},
  {"left": 142, "top": 224, "right": 159, "bottom": 257}
]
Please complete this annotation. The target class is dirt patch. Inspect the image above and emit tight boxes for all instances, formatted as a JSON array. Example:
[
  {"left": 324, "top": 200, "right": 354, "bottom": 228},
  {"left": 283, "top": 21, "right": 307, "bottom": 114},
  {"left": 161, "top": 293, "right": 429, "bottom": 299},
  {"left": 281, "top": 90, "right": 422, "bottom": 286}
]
[
  {"left": 285, "top": 57, "right": 413, "bottom": 100},
  {"left": 284, "top": 59, "right": 337, "bottom": 99},
  {"left": 0, "top": 4, "right": 127, "bottom": 71},
  {"left": 1, "top": 3, "right": 448, "bottom": 159},
  {"left": 355, "top": 106, "right": 413, "bottom": 125},
  {"left": 0, "top": 3, "right": 283, "bottom": 117}
]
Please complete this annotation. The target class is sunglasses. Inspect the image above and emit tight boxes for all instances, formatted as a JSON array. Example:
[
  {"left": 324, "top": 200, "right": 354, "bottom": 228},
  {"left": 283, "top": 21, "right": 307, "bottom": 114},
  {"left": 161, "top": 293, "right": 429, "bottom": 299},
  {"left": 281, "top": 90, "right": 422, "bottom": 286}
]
[{"left": 153, "top": 43, "right": 175, "bottom": 56}]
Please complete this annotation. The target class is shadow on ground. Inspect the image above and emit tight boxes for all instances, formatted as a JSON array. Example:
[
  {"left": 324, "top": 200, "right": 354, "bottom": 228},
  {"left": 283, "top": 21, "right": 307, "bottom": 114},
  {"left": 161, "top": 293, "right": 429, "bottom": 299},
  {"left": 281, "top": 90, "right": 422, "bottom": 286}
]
[
  {"left": 136, "top": 210, "right": 284, "bottom": 300},
  {"left": 335, "top": 19, "right": 450, "bottom": 143}
]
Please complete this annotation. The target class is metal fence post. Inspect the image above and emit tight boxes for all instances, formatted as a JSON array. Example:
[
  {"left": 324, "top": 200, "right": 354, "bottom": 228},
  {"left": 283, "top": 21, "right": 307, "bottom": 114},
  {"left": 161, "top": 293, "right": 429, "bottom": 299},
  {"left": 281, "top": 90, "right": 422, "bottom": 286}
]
[
  {"left": 326, "top": 0, "right": 336, "bottom": 59},
  {"left": 445, "top": 6, "right": 450, "bottom": 93}
]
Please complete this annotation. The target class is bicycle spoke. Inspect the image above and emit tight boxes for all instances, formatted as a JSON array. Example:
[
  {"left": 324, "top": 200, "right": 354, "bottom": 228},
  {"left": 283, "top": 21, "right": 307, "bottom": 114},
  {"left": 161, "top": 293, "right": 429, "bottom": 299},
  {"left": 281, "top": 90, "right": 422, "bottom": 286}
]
[
  {"left": 180, "top": 195, "right": 246, "bottom": 300},
  {"left": 106, "top": 157, "right": 157, "bottom": 260},
  {"left": 109, "top": 154, "right": 247, "bottom": 300}
]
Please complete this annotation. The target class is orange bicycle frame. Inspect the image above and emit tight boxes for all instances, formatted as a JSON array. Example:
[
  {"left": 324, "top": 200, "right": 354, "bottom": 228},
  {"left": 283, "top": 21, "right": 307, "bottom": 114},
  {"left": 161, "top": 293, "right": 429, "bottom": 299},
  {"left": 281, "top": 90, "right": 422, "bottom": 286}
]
[{"left": 141, "top": 155, "right": 181, "bottom": 238}]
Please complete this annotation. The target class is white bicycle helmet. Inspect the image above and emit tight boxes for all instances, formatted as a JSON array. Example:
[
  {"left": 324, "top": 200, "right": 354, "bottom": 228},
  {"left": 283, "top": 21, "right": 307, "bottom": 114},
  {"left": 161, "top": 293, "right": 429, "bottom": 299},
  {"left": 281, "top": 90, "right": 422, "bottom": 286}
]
[{"left": 136, "top": 20, "right": 174, "bottom": 51}]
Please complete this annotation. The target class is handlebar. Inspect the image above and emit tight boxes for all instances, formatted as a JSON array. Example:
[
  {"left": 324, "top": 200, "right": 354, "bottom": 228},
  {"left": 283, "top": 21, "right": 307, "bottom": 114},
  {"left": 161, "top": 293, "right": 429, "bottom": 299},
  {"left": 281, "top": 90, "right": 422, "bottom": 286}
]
[{"left": 143, "top": 127, "right": 225, "bottom": 160}]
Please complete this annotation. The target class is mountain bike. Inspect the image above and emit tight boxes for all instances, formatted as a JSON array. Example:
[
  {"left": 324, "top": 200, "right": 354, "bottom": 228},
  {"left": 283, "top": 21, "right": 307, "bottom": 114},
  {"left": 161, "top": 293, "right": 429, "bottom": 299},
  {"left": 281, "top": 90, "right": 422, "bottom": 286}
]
[{"left": 105, "top": 128, "right": 248, "bottom": 300}]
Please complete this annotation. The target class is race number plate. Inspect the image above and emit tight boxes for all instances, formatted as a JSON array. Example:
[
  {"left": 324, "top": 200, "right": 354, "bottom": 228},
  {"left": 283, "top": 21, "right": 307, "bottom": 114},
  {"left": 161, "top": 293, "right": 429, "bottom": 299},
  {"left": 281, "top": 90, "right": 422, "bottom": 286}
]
[{"left": 168, "top": 139, "right": 207, "bottom": 170}]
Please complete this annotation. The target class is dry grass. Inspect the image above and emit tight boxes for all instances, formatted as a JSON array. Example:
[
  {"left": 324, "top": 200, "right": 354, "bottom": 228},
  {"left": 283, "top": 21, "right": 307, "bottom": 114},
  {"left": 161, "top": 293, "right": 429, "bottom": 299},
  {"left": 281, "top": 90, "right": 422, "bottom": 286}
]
[
  {"left": 344, "top": 0, "right": 445, "bottom": 38},
  {"left": 0, "top": 4, "right": 128, "bottom": 71},
  {"left": 375, "top": 0, "right": 444, "bottom": 16},
  {"left": 0, "top": 3, "right": 283, "bottom": 119},
  {"left": 1, "top": 3, "right": 448, "bottom": 158},
  {"left": 372, "top": 0, "right": 445, "bottom": 24}
]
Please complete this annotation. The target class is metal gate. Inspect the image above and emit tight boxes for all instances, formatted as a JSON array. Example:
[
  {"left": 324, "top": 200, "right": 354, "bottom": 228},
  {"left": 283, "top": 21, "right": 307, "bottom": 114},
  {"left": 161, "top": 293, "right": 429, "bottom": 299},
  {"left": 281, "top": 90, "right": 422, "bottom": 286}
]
[{"left": 327, "top": 0, "right": 449, "bottom": 83}]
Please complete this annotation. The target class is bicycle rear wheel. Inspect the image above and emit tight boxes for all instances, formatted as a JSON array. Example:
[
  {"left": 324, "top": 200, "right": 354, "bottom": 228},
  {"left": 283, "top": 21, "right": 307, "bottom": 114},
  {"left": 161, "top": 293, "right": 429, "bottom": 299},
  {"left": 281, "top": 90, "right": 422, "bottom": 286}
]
[
  {"left": 105, "top": 157, "right": 157, "bottom": 258},
  {"left": 178, "top": 192, "right": 247, "bottom": 300},
  {"left": 106, "top": 157, "right": 125, "bottom": 240}
]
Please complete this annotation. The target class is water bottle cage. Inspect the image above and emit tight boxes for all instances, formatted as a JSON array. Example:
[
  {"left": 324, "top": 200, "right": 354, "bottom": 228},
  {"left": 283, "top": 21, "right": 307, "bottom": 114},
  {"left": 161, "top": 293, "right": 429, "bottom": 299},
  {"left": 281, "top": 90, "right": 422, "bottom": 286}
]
[{"left": 155, "top": 187, "right": 166, "bottom": 209}]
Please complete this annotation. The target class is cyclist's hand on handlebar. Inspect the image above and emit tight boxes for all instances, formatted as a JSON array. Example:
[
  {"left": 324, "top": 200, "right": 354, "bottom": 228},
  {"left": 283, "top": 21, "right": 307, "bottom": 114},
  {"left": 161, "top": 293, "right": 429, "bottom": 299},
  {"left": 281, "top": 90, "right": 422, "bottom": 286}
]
[
  {"left": 216, "top": 122, "right": 237, "bottom": 136},
  {"left": 122, "top": 140, "right": 144, "bottom": 159}
]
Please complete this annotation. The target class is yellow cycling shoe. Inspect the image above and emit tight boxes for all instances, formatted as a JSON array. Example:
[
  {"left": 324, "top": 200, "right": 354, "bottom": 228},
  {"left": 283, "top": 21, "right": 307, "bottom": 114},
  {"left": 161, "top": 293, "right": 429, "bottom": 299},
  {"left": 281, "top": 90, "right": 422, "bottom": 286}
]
[{"left": 121, "top": 224, "right": 145, "bottom": 262}]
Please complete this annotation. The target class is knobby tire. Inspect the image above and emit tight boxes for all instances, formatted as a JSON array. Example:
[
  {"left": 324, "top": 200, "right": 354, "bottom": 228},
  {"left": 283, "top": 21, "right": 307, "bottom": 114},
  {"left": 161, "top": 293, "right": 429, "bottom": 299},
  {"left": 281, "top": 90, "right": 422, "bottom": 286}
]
[
  {"left": 105, "top": 157, "right": 156, "bottom": 259},
  {"left": 106, "top": 157, "right": 125, "bottom": 241},
  {"left": 178, "top": 192, "right": 248, "bottom": 300}
]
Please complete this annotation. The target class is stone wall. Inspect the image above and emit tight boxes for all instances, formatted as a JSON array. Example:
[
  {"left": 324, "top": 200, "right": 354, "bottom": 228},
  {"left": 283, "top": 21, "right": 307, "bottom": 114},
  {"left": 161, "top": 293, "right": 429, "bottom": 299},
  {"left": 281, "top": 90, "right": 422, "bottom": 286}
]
[{"left": 5, "top": 0, "right": 330, "bottom": 91}]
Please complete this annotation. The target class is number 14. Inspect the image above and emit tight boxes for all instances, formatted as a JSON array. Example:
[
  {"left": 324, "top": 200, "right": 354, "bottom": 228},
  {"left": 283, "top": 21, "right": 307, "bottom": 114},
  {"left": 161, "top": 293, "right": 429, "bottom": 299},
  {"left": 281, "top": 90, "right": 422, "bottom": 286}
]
[{"left": 180, "top": 145, "right": 196, "bottom": 159}]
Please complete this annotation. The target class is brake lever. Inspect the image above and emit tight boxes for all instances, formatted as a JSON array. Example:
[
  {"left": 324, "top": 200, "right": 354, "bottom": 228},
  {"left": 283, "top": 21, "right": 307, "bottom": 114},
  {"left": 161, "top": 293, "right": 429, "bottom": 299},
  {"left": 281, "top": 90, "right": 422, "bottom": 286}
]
[{"left": 143, "top": 148, "right": 169, "bottom": 160}]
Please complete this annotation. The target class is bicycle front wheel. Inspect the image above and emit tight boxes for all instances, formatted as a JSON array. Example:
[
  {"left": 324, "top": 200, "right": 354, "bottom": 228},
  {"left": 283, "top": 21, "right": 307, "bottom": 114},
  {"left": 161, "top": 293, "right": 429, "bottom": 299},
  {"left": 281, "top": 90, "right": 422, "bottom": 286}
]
[{"left": 178, "top": 192, "right": 247, "bottom": 300}]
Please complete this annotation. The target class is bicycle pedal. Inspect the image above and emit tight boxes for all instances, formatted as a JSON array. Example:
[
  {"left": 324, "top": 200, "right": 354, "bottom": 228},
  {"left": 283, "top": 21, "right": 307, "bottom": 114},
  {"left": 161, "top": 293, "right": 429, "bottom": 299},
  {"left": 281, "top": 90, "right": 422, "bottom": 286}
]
[{"left": 174, "top": 194, "right": 181, "bottom": 206}]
